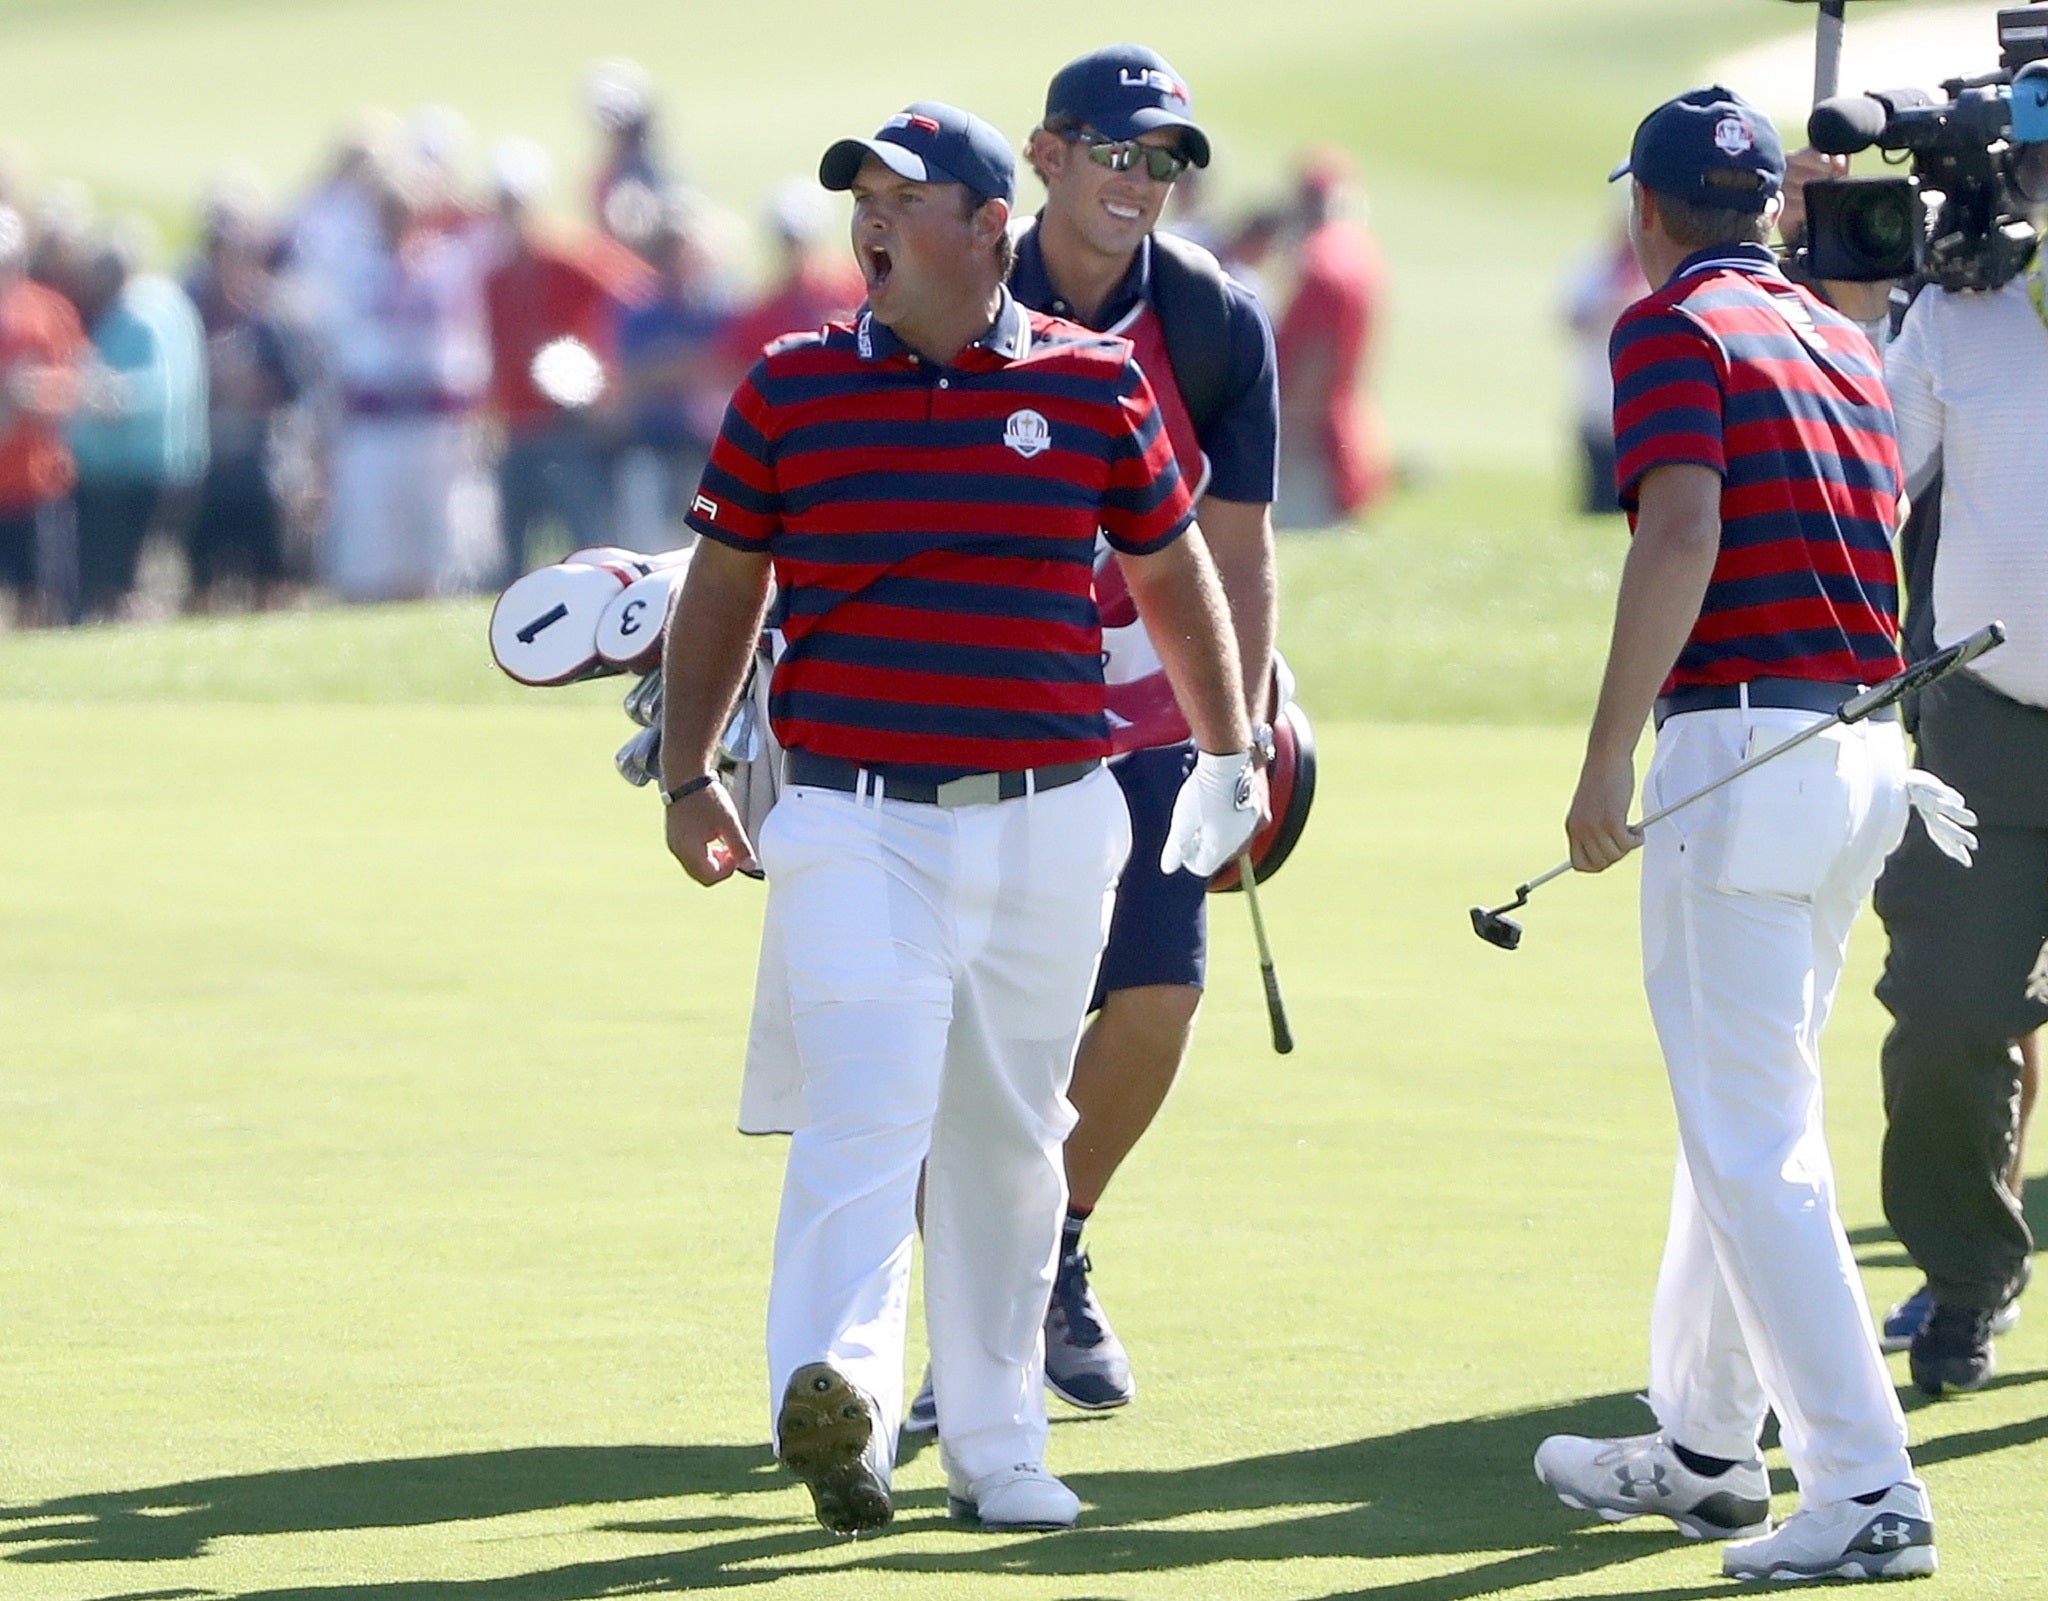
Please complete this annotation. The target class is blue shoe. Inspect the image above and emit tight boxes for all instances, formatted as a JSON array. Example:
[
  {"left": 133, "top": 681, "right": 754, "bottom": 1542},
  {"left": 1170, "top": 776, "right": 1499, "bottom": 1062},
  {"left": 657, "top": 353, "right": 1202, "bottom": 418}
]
[
  {"left": 1882, "top": 1281, "right": 2020, "bottom": 1354},
  {"left": 1044, "top": 1250, "right": 1135, "bottom": 1411},
  {"left": 1879, "top": 1284, "right": 1933, "bottom": 1353},
  {"left": 902, "top": 1368, "right": 937, "bottom": 1437}
]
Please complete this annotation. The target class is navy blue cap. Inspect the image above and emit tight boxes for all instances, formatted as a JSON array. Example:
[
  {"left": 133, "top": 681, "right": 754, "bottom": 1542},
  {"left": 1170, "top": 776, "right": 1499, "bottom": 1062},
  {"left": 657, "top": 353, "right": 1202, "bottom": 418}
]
[
  {"left": 1611, "top": 86, "right": 1785, "bottom": 213},
  {"left": 819, "top": 101, "right": 1016, "bottom": 205},
  {"left": 1044, "top": 44, "right": 1211, "bottom": 169}
]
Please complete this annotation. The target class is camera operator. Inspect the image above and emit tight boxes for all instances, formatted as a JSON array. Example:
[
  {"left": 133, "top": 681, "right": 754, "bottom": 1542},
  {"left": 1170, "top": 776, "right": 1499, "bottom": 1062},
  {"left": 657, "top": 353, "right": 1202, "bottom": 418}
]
[
  {"left": 1870, "top": 129, "right": 2048, "bottom": 1399},
  {"left": 1777, "top": 146, "right": 1897, "bottom": 335}
]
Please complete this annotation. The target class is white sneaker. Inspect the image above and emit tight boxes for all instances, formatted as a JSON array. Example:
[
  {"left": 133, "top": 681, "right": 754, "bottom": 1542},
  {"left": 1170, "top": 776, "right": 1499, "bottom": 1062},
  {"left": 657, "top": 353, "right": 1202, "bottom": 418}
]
[
  {"left": 1534, "top": 1432, "right": 1772, "bottom": 1540},
  {"left": 1722, "top": 1477, "right": 1936, "bottom": 1583},
  {"left": 947, "top": 1463, "right": 1080, "bottom": 1531}
]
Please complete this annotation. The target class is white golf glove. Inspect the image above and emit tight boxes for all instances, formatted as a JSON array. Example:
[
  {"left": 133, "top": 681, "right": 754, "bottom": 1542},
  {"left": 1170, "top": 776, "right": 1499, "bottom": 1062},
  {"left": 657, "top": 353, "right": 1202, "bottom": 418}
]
[
  {"left": 1904, "top": 768, "right": 1977, "bottom": 867},
  {"left": 1160, "top": 749, "right": 1265, "bottom": 878}
]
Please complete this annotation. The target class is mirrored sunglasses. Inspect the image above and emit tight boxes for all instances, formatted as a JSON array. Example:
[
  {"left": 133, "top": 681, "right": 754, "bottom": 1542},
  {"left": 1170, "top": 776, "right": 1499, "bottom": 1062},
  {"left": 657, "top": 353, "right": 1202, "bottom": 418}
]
[{"left": 1070, "top": 131, "right": 1189, "bottom": 183}]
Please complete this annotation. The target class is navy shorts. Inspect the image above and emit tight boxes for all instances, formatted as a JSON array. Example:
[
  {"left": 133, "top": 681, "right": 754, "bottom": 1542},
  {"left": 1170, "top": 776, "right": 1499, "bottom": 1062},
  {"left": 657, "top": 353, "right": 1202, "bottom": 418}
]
[{"left": 1091, "top": 742, "right": 1208, "bottom": 1010}]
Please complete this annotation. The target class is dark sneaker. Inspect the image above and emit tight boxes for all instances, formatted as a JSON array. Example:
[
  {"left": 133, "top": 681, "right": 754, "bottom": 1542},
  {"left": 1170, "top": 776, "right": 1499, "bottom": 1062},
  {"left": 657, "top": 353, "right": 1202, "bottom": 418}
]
[
  {"left": 1534, "top": 1431, "right": 1772, "bottom": 1541},
  {"left": 902, "top": 1367, "right": 937, "bottom": 1437},
  {"left": 776, "top": 1362, "right": 893, "bottom": 1536},
  {"left": 1909, "top": 1302, "right": 1997, "bottom": 1396},
  {"left": 1882, "top": 1281, "right": 2019, "bottom": 1353},
  {"left": 1044, "top": 1250, "right": 1135, "bottom": 1411},
  {"left": 1722, "top": 1477, "right": 1936, "bottom": 1582}
]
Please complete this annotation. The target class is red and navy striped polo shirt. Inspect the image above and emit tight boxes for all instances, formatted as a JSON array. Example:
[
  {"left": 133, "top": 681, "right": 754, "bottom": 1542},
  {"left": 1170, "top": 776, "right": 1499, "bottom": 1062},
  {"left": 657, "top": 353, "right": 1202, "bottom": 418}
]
[
  {"left": 686, "top": 288, "right": 1194, "bottom": 776},
  {"left": 1610, "top": 242, "right": 1904, "bottom": 692}
]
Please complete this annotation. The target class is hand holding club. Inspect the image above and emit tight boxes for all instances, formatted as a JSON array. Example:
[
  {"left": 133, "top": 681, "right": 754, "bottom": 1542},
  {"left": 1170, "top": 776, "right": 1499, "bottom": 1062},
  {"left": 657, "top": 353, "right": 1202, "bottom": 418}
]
[
  {"left": 1161, "top": 750, "right": 1267, "bottom": 878},
  {"left": 1565, "top": 749, "right": 1640, "bottom": 873}
]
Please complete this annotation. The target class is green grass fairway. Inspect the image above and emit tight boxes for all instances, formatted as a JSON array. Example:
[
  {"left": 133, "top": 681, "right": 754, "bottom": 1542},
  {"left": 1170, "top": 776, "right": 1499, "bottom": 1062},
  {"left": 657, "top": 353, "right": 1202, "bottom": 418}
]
[{"left": 2, "top": 684, "right": 2043, "bottom": 1599}]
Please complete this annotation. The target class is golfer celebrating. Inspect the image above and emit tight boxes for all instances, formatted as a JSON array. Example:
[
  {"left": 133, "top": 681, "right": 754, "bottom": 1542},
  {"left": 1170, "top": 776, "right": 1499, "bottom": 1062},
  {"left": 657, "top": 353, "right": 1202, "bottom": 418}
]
[
  {"left": 1535, "top": 88, "right": 1939, "bottom": 1583},
  {"left": 659, "top": 101, "right": 1262, "bottom": 1538}
]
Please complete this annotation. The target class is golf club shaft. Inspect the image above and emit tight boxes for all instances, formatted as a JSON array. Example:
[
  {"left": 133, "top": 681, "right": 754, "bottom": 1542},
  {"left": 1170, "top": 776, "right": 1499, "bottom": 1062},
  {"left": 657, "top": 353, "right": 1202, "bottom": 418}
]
[
  {"left": 1513, "top": 697, "right": 1903, "bottom": 894},
  {"left": 1507, "top": 624, "right": 2007, "bottom": 902},
  {"left": 1238, "top": 853, "right": 1294, "bottom": 1055}
]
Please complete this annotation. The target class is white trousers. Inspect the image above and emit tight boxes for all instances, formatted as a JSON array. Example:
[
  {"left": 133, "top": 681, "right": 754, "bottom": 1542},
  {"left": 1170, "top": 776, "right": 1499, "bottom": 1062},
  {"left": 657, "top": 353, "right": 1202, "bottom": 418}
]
[
  {"left": 1640, "top": 705, "right": 1911, "bottom": 1506},
  {"left": 754, "top": 767, "right": 1130, "bottom": 1484}
]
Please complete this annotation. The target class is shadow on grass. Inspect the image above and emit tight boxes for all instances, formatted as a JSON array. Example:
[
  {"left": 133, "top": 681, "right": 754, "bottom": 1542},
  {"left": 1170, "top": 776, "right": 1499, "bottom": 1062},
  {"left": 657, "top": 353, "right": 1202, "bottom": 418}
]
[
  {"left": 5, "top": 1382, "right": 2044, "bottom": 1601},
  {"left": 0, "top": 1446, "right": 780, "bottom": 1566}
]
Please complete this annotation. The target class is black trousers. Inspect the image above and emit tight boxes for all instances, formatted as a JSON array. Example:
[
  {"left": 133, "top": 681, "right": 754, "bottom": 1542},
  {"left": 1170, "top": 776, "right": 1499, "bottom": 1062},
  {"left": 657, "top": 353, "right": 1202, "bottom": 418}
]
[
  {"left": 75, "top": 479, "right": 160, "bottom": 621},
  {"left": 1875, "top": 669, "right": 2048, "bottom": 1310}
]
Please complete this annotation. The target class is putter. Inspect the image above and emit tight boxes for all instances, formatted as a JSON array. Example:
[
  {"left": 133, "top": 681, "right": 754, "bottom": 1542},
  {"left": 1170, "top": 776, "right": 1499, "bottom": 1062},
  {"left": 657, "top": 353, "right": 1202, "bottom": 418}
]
[
  {"left": 1471, "top": 622, "right": 2007, "bottom": 950},
  {"left": 1238, "top": 851, "right": 1294, "bottom": 1054}
]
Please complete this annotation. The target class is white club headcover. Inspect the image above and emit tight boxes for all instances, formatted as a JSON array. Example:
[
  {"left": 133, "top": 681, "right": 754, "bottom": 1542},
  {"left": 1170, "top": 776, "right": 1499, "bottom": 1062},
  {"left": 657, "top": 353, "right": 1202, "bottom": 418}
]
[
  {"left": 1160, "top": 749, "right": 1262, "bottom": 878},
  {"left": 1904, "top": 767, "right": 1977, "bottom": 867}
]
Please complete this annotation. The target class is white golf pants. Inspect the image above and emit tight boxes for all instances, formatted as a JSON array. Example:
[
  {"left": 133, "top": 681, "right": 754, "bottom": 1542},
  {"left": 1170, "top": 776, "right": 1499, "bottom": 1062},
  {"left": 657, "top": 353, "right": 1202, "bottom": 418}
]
[
  {"left": 754, "top": 767, "right": 1129, "bottom": 1483},
  {"left": 1639, "top": 705, "right": 1912, "bottom": 1507}
]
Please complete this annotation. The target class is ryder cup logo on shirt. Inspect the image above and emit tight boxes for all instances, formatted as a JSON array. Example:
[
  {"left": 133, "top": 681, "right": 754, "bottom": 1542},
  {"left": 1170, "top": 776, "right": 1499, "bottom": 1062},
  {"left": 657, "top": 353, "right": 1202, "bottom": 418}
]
[
  {"left": 1003, "top": 408, "right": 1052, "bottom": 459},
  {"left": 1714, "top": 115, "right": 1756, "bottom": 156}
]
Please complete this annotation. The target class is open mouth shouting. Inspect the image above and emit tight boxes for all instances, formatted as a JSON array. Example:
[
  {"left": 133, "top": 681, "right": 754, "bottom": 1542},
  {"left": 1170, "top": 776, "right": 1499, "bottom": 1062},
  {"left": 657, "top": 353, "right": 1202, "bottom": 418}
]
[{"left": 862, "top": 241, "right": 894, "bottom": 294}]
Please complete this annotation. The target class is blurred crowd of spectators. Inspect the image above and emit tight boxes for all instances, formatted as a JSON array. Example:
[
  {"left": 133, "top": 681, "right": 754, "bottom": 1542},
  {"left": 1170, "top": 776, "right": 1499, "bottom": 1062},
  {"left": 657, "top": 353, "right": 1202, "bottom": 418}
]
[{"left": 0, "top": 61, "right": 1393, "bottom": 631}]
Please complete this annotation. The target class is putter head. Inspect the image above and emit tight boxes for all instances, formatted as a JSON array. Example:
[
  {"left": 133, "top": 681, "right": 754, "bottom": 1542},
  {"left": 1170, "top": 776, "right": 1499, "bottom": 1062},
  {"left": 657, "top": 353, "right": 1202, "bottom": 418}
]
[{"left": 1469, "top": 904, "right": 1523, "bottom": 950}]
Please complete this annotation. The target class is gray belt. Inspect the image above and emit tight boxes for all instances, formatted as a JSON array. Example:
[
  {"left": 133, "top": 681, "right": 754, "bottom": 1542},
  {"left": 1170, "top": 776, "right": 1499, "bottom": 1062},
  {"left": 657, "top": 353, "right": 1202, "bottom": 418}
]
[{"left": 784, "top": 749, "right": 1100, "bottom": 807}]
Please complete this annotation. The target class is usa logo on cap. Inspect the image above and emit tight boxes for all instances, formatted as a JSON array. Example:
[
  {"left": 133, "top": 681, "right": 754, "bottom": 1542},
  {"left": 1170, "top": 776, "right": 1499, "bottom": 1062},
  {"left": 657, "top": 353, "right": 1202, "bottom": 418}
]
[{"left": 1714, "top": 115, "right": 1755, "bottom": 156}]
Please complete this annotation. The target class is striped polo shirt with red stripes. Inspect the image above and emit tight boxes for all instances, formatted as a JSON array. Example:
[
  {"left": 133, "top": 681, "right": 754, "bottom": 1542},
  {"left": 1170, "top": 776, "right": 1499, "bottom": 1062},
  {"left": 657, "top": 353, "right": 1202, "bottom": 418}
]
[
  {"left": 1609, "top": 241, "right": 1905, "bottom": 692},
  {"left": 686, "top": 287, "right": 1194, "bottom": 778}
]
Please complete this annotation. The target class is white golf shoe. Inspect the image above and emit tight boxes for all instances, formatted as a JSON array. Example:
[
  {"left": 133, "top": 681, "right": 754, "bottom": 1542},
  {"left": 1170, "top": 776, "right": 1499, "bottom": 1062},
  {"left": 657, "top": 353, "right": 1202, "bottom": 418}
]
[
  {"left": 1534, "top": 1431, "right": 1772, "bottom": 1540},
  {"left": 946, "top": 1462, "right": 1081, "bottom": 1531},
  {"left": 1722, "top": 1477, "right": 1936, "bottom": 1583},
  {"left": 776, "top": 1362, "right": 892, "bottom": 1537}
]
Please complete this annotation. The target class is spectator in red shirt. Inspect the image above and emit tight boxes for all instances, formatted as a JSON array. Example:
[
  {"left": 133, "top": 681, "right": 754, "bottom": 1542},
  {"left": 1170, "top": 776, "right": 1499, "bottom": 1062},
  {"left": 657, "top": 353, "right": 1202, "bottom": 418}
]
[
  {"left": 0, "top": 204, "right": 85, "bottom": 626},
  {"left": 1274, "top": 148, "right": 1394, "bottom": 529},
  {"left": 482, "top": 138, "right": 651, "bottom": 582},
  {"left": 718, "top": 180, "right": 865, "bottom": 382}
]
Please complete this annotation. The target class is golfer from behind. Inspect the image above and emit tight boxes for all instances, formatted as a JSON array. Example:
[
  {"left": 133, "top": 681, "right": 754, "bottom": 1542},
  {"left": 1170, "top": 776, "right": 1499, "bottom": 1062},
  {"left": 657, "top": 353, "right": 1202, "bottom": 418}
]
[
  {"left": 1536, "top": 88, "right": 1941, "bottom": 1584},
  {"left": 659, "top": 101, "right": 1263, "bottom": 1538}
]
